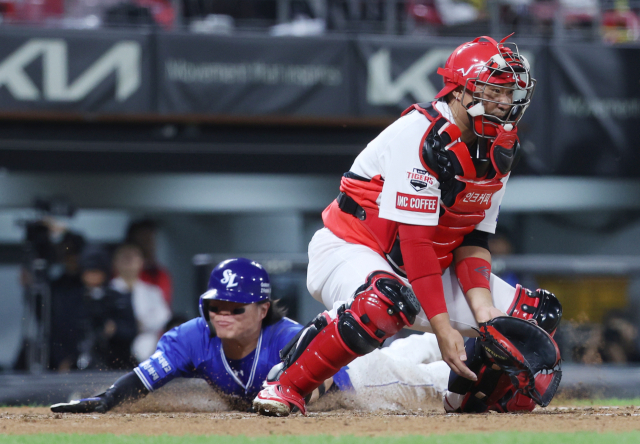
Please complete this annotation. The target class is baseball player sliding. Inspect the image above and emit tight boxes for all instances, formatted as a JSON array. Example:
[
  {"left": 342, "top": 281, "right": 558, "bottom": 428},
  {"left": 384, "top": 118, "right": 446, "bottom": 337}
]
[
  {"left": 50, "top": 258, "right": 450, "bottom": 414},
  {"left": 253, "top": 34, "right": 563, "bottom": 417}
]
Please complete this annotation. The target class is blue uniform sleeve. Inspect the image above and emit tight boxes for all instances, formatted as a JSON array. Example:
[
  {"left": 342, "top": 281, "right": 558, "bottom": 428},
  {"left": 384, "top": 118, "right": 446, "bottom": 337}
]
[
  {"left": 333, "top": 367, "right": 354, "bottom": 391},
  {"left": 273, "top": 318, "right": 304, "bottom": 353},
  {"left": 134, "top": 318, "right": 204, "bottom": 391}
]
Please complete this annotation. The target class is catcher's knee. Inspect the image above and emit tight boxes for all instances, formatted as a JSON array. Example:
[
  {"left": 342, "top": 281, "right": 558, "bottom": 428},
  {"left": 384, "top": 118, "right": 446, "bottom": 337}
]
[
  {"left": 274, "top": 271, "right": 421, "bottom": 379},
  {"left": 508, "top": 285, "right": 562, "bottom": 335},
  {"left": 342, "top": 271, "right": 421, "bottom": 351}
]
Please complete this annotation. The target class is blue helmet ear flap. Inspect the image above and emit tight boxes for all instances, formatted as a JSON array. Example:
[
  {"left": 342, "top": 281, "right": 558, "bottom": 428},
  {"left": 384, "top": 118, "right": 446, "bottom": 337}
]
[{"left": 199, "top": 293, "right": 215, "bottom": 334}]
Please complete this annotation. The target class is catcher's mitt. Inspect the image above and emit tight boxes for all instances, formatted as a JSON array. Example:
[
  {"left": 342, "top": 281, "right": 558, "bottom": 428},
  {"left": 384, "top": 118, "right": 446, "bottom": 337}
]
[{"left": 477, "top": 316, "right": 562, "bottom": 407}]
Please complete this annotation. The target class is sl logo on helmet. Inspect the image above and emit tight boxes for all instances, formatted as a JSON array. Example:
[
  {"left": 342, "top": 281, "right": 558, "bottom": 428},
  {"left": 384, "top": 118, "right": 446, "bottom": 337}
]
[{"left": 221, "top": 269, "right": 238, "bottom": 289}]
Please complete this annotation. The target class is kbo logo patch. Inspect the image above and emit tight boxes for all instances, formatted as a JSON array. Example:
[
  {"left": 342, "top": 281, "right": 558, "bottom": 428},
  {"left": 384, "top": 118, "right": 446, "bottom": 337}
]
[
  {"left": 407, "top": 168, "right": 435, "bottom": 192},
  {"left": 396, "top": 193, "right": 437, "bottom": 213}
]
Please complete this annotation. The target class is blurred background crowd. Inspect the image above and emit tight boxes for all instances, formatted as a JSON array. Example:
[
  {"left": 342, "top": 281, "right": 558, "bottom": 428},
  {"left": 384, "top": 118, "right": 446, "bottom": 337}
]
[
  {"left": 0, "top": 0, "right": 637, "bottom": 42},
  {"left": 16, "top": 214, "right": 185, "bottom": 372}
]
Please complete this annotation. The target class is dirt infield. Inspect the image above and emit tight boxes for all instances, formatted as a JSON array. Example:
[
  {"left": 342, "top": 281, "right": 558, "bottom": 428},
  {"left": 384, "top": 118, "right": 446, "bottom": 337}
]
[{"left": 2, "top": 405, "right": 640, "bottom": 436}]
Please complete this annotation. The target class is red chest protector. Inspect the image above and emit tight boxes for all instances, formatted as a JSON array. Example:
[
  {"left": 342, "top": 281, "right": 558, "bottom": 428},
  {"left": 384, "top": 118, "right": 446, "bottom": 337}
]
[{"left": 403, "top": 102, "right": 506, "bottom": 270}]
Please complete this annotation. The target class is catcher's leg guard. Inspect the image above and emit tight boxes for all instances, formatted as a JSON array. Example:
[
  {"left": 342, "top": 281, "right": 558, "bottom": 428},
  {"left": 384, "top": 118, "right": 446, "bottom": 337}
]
[
  {"left": 444, "top": 286, "right": 563, "bottom": 413},
  {"left": 253, "top": 271, "right": 421, "bottom": 416}
]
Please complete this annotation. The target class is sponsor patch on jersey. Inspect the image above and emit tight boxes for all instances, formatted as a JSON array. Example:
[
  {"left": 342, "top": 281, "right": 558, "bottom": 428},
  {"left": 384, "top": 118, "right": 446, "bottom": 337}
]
[
  {"left": 462, "top": 192, "right": 492, "bottom": 206},
  {"left": 138, "top": 351, "right": 176, "bottom": 386},
  {"left": 396, "top": 192, "right": 438, "bottom": 213},
  {"left": 406, "top": 168, "right": 435, "bottom": 192}
]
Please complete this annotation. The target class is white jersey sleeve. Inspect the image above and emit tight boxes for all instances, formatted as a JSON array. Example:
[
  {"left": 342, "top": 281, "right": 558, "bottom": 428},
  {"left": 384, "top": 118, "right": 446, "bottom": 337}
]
[
  {"left": 365, "top": 110, "right": 441, "bottom": 226},
  {"left": 475, "top": 173, "right": 509, "bottom": 233}
]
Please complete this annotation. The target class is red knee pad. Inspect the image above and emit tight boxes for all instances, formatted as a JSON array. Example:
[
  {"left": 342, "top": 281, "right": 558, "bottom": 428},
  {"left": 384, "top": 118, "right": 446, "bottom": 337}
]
[{"left": 348, "top": 271, "right": 420, "bottom": 341}]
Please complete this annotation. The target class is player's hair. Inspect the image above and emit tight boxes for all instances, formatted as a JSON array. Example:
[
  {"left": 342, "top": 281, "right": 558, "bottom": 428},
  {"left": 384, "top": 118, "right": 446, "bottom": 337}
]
[
  {"left": 261, "top": 298, "right": 287, "bottom": 327},
  {"left": 125, "top": 218, "right": 158, "bottom": 242}
]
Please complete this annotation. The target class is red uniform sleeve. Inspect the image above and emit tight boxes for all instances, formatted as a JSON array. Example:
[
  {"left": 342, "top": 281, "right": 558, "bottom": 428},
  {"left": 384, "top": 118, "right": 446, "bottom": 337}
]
[{"left": 398, "top": 224, "right": 447, "bottom": 319}]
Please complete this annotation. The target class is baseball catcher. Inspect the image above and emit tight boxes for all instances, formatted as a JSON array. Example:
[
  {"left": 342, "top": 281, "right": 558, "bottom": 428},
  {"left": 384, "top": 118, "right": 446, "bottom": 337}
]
[{"left": 254, "top": 34, "right": 564, "bottom": 416}]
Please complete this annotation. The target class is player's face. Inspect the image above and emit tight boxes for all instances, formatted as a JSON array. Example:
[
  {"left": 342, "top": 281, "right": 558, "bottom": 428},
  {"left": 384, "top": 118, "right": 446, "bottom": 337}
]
[
  {"left": 209, "top": 300, "right": 269, "bottom": 341},
  {"left": 475, "top": 82, "right": 515, "bottom": 119}
]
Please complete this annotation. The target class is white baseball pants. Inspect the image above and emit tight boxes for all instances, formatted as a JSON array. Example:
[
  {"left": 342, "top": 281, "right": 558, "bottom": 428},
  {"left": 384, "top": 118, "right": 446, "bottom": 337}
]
[{"left": 307, "top": 228, "right": 517, "bottom": 337}]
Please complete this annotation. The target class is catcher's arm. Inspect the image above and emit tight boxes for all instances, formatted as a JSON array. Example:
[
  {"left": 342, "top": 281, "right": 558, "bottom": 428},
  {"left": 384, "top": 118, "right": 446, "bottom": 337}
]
[
  {"left": 454, "top": 245, "right": 505, "bottom": 323},
  {"left": 51, "top": 372, "right": 148, "bottom": 413},
  {"left": 398, "top": 224, "right": 476, "bottom": 381}
]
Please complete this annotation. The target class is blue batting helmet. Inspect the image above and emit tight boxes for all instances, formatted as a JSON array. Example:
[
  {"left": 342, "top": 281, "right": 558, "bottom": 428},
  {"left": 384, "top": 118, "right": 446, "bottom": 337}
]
[{"left": 199, "top": 258, "right": 271, "bottom": 330}]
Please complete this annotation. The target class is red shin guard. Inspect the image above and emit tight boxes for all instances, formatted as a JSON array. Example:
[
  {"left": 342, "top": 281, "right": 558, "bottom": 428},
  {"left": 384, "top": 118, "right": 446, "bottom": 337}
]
[
  {"left": 278, "top": 272, "right": 420, "bottom": 413},
  {"left": 277, "top": 272, "right": 418, "bottom": 402},
  {"left": 278, "top": 316, "right": 360, "bottom": 398}
]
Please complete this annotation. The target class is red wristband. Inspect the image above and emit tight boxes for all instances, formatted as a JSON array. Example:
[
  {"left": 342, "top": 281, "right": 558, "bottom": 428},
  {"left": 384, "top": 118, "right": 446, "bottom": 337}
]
[{"left": 455, "top": 257, "right": 491, "bottom": 294}]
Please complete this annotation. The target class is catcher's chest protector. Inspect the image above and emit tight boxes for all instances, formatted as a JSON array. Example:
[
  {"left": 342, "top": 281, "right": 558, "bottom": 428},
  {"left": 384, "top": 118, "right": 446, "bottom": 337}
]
[{"left": 403, "top": 102, "right": 506, "bottom": 270}]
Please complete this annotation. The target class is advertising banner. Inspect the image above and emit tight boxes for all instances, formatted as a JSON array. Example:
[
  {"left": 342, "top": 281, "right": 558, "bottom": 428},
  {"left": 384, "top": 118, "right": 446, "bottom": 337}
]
[
  {"left": 353, "top": 36, "right": 457, "bottom": 117},
  {"left": 0, "top": 28, "right": 153, "bottom": 114},
  {"left": 0, "top": 27, "right": 637, "bottom": 177},
  {"left": 545, "top": 44, "right": 640, "bottom": 176},
  {"left": 157, "top": 33, "right": 353, "bottom": 117}
]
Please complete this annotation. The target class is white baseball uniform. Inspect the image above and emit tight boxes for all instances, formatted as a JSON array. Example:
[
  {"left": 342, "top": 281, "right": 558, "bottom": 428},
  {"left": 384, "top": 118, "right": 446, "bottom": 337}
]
[
  {"left": 344, "top": 333, "right": 450, "bottom": 410},
  {"left": 307, "top": 101, "right": 517, "bottom": 337}
]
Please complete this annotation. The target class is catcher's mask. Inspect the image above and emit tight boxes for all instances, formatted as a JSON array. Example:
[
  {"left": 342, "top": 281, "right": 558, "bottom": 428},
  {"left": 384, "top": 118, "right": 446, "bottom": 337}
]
[{"left": 436, "top": 34, "right": 536, "bottom": 139}]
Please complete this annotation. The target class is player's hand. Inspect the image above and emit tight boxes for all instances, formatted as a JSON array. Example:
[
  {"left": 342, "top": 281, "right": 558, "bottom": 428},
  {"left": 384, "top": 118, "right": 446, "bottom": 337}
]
[
  {"left": 430, "top": 313, "right": 477, "bottom": 381},
  {"left": 51, "top": 397, "right": 109, "bottom": 414},
  {"left": 474, "top": 305, "right": 506, "bottom": 324},
  {"left": 463, "top": 287, "right": 506, "bottom": 323},
  {"left": 490, "top": 124, "right": 519, "bottom": 176}
]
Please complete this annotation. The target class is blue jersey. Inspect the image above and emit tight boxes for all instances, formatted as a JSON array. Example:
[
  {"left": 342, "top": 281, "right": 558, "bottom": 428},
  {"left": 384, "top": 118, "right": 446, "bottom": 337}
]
[{"left": 134, "top": 317, "right": 352, "bottom": 409}]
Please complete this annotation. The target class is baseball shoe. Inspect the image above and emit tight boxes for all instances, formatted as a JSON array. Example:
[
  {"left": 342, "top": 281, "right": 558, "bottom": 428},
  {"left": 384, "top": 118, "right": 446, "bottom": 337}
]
[
  {"left": 51, "top": 397, "right": 109, "bottom": 414},
  {"left": 443, "top": 391, "right": 464, "bottom": 413},
  {"left": 253, "top": 381, "right": 306, "bottom": 417}
]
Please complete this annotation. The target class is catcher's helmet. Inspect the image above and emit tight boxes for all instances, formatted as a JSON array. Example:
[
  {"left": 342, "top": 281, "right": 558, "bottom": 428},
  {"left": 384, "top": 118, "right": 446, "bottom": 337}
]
[
  {"left": 435, "top": 34, "right": 535, "bottom": 138},
  {"left": 199, "top": 258, "right": 271, "bottom": 331}
]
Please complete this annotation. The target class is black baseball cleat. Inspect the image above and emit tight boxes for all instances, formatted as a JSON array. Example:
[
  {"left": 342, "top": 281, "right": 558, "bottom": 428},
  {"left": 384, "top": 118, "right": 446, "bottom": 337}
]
[{"left": 50, "top": 397, "right": 108, "bottom": 414}]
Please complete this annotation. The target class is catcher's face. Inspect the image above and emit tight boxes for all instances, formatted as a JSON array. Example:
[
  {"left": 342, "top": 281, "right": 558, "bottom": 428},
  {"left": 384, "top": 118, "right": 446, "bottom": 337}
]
[
  {"left": 459, "top": 82, "right": 515, "bottom": 120},
  {"left": 475, "top": 82, "right": 515, "bottom": 119},
  {"left": 209, "top": 300, "right": 269, "bottom": 341}
]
